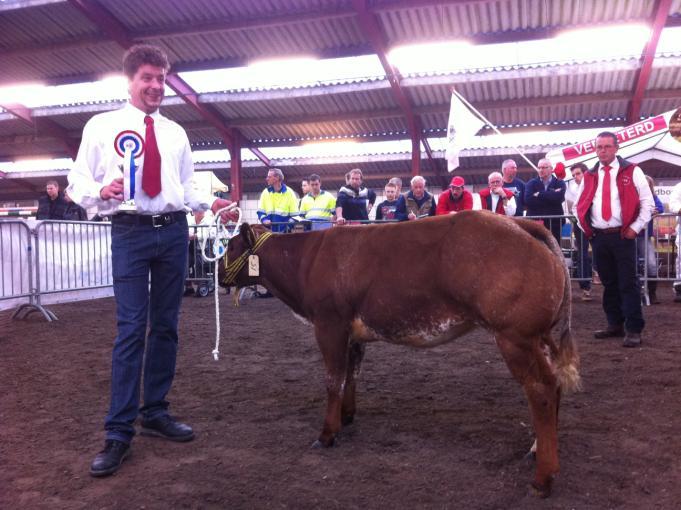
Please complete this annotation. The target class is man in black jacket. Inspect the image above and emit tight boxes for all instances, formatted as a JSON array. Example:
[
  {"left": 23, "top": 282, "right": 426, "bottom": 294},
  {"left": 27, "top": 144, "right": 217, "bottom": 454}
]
[{"left": 37, "top": 180, "right": 68, "bottom": 220}]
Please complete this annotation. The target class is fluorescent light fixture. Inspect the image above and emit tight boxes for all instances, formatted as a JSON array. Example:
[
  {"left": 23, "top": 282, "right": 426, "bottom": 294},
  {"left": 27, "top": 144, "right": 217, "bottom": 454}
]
[
  {"left": 658, "top": 26, "right": 681, "bottom": 54},
  {"left": 0, "top": 83, "right": 45, "bottom": 106},
  {"left": 388, "top": 41, "right": 472, "bottom": 74},
  {"left": 247, "top": 57, "right": 319, "bottom": 88},
  {"left": 192, "top": 149, "right": 230, "bottom": 164},
  {"left": 180, "top": 54, "right": 384, "bottom": 93},
  {"left": 0, "top": 157, "right": 72, "bottom": 172},
  {"left": 552, "top": 23, "right": 650, "bottom": 61},
  {"left": 0, "top": 73, "right": 182, "bottom": 108}
]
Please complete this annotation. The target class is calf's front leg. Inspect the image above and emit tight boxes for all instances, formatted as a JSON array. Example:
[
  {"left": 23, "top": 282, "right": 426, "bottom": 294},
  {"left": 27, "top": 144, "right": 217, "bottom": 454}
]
[{"left": 311, "top": 321, "right": 350, "bottom": 448}]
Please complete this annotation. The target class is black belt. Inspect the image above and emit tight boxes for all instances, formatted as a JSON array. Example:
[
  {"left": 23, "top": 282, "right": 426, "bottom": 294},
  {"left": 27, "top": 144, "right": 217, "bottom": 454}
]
[
  {"left": 593, "top": 227, "right": 621, "bottom": 235},
  {"left": 112, "top": 211, "right": 186, "bottom": 228}
]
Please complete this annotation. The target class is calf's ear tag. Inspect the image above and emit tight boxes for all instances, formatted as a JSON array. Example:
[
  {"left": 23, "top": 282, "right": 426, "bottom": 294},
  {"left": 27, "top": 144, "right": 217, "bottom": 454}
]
[{"left": 248, "top": 255, "right": 260, "bottom": 276}]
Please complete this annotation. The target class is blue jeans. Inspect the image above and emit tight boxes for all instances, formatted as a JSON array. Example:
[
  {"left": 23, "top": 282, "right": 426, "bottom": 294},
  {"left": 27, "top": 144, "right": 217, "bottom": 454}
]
[{"left": 105, "top": 216, "right": 188, "bottom": 443}]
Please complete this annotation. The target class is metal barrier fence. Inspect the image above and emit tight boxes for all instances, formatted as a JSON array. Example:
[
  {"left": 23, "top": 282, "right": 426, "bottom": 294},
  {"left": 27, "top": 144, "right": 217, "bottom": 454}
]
[
  {"left": 35, "top": 220, "right": 113, "bottom": 297},
  {"left": 0, "top": 220, "right": 36, "bottom": 317},
  {"left": 185, "top": 224, "right": 218, "bottom": 297},
  {"left": 518, "top": 213, "right": 679, "bottom": 304},
  {"left": 1, "top": 213, "right": 679, "bottom": 323},
  {"left": 1, "top": 219, "right": 115, "bottom": 321}
]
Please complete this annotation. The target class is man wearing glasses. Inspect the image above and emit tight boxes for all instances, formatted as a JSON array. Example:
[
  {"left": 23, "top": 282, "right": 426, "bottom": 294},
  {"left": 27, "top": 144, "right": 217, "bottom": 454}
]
[
  {"left": 573, "top": 132, "right": 653, "bottom": 347},
  {"left": 525, "top": 158, "right": 567, "bottom": 245}
]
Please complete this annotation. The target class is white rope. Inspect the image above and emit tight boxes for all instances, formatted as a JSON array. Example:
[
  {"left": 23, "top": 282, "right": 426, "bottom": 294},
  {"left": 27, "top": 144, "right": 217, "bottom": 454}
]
[{"left": 200, "top": 204, "right": 243, "bottom": 361}]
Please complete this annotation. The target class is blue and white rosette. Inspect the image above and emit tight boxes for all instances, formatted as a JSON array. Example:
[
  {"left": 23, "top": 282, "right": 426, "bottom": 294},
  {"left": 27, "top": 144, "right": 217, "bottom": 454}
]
[{"left": 114, "top": 130, "right": 145, "bottom": 203}]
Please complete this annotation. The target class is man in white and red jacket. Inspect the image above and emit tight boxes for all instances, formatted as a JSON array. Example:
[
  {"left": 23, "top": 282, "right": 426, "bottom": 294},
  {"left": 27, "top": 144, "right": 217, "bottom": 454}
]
[
  {"left": 479, "top": 171, "right": 516, "bottom": 215},
  {"left": 572, "top": 131, "right": 653, "bottom": 348}
]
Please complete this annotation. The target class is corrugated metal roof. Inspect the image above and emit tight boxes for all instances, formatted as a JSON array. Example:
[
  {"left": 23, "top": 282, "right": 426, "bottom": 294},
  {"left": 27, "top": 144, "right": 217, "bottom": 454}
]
[
  {"left": 1, "top": 0, "right": 681, "bottom": 193},
  {"left": 0, "top": 2, "right": 94, "bottom": 48},
  {"left": 376, "top": 0, "right": 657, "bottom": 45}
]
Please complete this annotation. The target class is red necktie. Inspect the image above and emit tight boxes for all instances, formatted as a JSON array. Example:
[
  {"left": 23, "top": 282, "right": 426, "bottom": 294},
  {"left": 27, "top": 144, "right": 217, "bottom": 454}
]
[
  {"left": 601, "top": 165, "right": 612, "bottom": 221},
  {"left": 142, "top": 115, "right": 162, "bottom": 198}
]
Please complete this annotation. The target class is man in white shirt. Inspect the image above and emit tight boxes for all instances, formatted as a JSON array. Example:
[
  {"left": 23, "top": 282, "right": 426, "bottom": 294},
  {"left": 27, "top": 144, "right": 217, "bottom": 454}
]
[
  {"left": 68, "top": 44, "right": 235, "bottom": 477},
  {"left": 669, "top": 182, "right": 681, "bottom": 302},
  {"left": 565, "top": 163, "right": 593, "bottom": 301},
  {"left": 478, "top": 171, "right": 516, "bottom": 216},
  {"left": 572, "top": 132, "right": 653, "bottom": 347}
]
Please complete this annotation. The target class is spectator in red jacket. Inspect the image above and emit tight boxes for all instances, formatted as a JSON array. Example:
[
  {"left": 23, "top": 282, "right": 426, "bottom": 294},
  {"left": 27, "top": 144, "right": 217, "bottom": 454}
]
[
  {"left": 436, "top": 176, "right": 473, "bottom": 215},
  {"left": 478, "top": 172, "right": 516, "bottom": 215}
]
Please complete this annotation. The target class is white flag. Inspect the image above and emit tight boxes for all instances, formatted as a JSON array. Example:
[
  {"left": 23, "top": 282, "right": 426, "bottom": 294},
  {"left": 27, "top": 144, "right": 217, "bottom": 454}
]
[{"left": 446, "top": 92, "right": 485, "bottom": 172}]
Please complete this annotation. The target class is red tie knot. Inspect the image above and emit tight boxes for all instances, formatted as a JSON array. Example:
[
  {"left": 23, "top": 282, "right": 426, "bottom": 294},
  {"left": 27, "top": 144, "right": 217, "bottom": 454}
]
[
  {"left": 603, "top": 165, "right": 611, "bottom": 172},
  {"left": 144, "top": 115, "right": 154, "bottom": 126}
]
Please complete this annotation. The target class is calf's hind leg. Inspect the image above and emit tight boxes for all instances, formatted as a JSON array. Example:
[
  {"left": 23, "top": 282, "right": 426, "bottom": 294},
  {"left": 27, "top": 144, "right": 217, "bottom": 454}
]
[
  {"left": 495, "top": 334, "right": 560, "bottom": 498},
  {"left": 341, "top": 341, "right": 365, "bottom": 425},
  {"left": 311, "top": 321, "right": 350, "bottom": 448}
]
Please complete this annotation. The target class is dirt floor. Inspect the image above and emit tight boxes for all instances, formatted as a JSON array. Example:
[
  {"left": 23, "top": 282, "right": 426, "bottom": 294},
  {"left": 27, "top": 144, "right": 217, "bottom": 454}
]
[{"left": 2, "top": 282, "right": 681, "bottom": 509}]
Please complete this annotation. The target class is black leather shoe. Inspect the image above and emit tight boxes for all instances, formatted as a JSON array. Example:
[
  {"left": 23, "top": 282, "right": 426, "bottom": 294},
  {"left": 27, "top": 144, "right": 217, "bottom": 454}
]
[
  {"left": 90, "top": 439, "right": 130, "bottom": 477},
  {"left": 622, "top": 332, "right": 642, "bottom": 348},
  {"left": 594, "top": 326, "right": 625, "bottom": 339},
  {"left": 140, "top": 415, "right": 194, "bottom": 442}
]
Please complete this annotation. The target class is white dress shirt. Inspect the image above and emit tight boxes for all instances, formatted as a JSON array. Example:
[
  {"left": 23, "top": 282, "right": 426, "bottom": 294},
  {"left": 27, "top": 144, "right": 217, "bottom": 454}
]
[
  {"left": 490, "top": 194, "right": 517, "bottom": 216},
  {"left": 571, "top": 159, "right": 653, "bottom": 234},
  {"left": 67, "top": 103, "right": 214, "bottom": 216}
]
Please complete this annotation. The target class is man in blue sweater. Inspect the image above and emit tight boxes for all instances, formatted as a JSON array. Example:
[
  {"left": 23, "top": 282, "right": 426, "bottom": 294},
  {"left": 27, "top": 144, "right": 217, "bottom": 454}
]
[
  {"left": 501, "top": 159, "right": 525, "bottom": 216},
  {"left": 525, "top": 158, "right": 566, "bottom": 245},
  {"left": 335, "top": 168, "right": 376, "bottom": 224}
]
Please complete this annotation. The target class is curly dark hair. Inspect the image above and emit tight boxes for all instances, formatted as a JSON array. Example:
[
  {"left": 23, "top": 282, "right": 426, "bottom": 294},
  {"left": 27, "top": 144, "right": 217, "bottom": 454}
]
[
  {"left": 570, "top": 162, "right": 588, "bottom": 173},
  {"left": 122, "top": 44, "right": 170, "bottom": 79}
]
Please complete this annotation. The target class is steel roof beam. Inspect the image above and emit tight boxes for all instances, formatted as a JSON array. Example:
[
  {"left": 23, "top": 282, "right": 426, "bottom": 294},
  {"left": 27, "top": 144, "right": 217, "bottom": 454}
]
[
  {"left": 626, "top": 0, "right": 673, "bottom": 124},
  {"left": 67, "top": 0, "right": 268, "bottom": 168},
  {"left": 351, "top": 0, "right": 434, "bottom": 175},
  {"left": 0, "top": 102, "right": 79, "bottom": 158}
]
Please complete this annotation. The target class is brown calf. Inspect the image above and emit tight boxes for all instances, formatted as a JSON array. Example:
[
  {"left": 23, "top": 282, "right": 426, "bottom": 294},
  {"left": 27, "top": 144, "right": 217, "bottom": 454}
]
[{"left": 219, "top": 211, "right": 580, "bottom": 497}]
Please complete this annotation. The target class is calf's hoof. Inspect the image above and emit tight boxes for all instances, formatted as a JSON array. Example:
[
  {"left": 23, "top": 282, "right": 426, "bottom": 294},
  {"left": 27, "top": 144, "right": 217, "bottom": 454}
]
[
  {"left": 341, "top": 414, "right": 354, "bottom": 426},
  {"left": 530, "top": 477, "right": 554, "bottom": 498},
  {"left": 311, "top": 437, "right": 336, "bottom": 449}
]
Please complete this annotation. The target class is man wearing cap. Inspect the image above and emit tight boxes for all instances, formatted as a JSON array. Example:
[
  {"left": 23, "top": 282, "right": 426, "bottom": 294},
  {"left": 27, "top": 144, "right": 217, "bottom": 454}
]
[
  {"left": 573, "top": 131, "right": 653, "bottom": 347},
  {"left": 478, "top": 172, "right": 516, "bottom": 215},
  {"left": 436, "top": 176, "right": 473, "bottom": 215}
]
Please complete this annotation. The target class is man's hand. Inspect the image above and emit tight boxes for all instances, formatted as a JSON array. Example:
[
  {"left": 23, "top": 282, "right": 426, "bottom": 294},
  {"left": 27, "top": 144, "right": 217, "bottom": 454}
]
[
  {"left": 408, "top": 211, "right": 417, "bottom": 220},
  {"left": 623, "top": 227, "right": 637, "bottom": 240},
  {"left": 100, "top": 178, "right": 124, "bottom": 201},
  {"left": 336, "top": 216, "right": 346, "bottom": 225},
  {"left": 211, "top": 198, "right": 239, "bottom": 222}
]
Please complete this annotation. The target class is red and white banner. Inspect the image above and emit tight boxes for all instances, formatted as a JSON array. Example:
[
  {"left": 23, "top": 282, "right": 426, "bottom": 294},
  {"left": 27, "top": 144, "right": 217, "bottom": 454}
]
[{"left": 546, "top": 107, "right": 681, "bottom": 174}]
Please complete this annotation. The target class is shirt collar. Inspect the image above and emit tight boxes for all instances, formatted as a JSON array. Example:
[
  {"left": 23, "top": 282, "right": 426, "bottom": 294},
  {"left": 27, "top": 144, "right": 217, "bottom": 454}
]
[
  {"left": 599, "top": 158, "right": 620, "bottom": 171},
  {"left": 267, "top": 183, "right": 288, "bottom": 194},
  {"left": 125, "top": 102, "right": 161, "bottom": 120}
]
